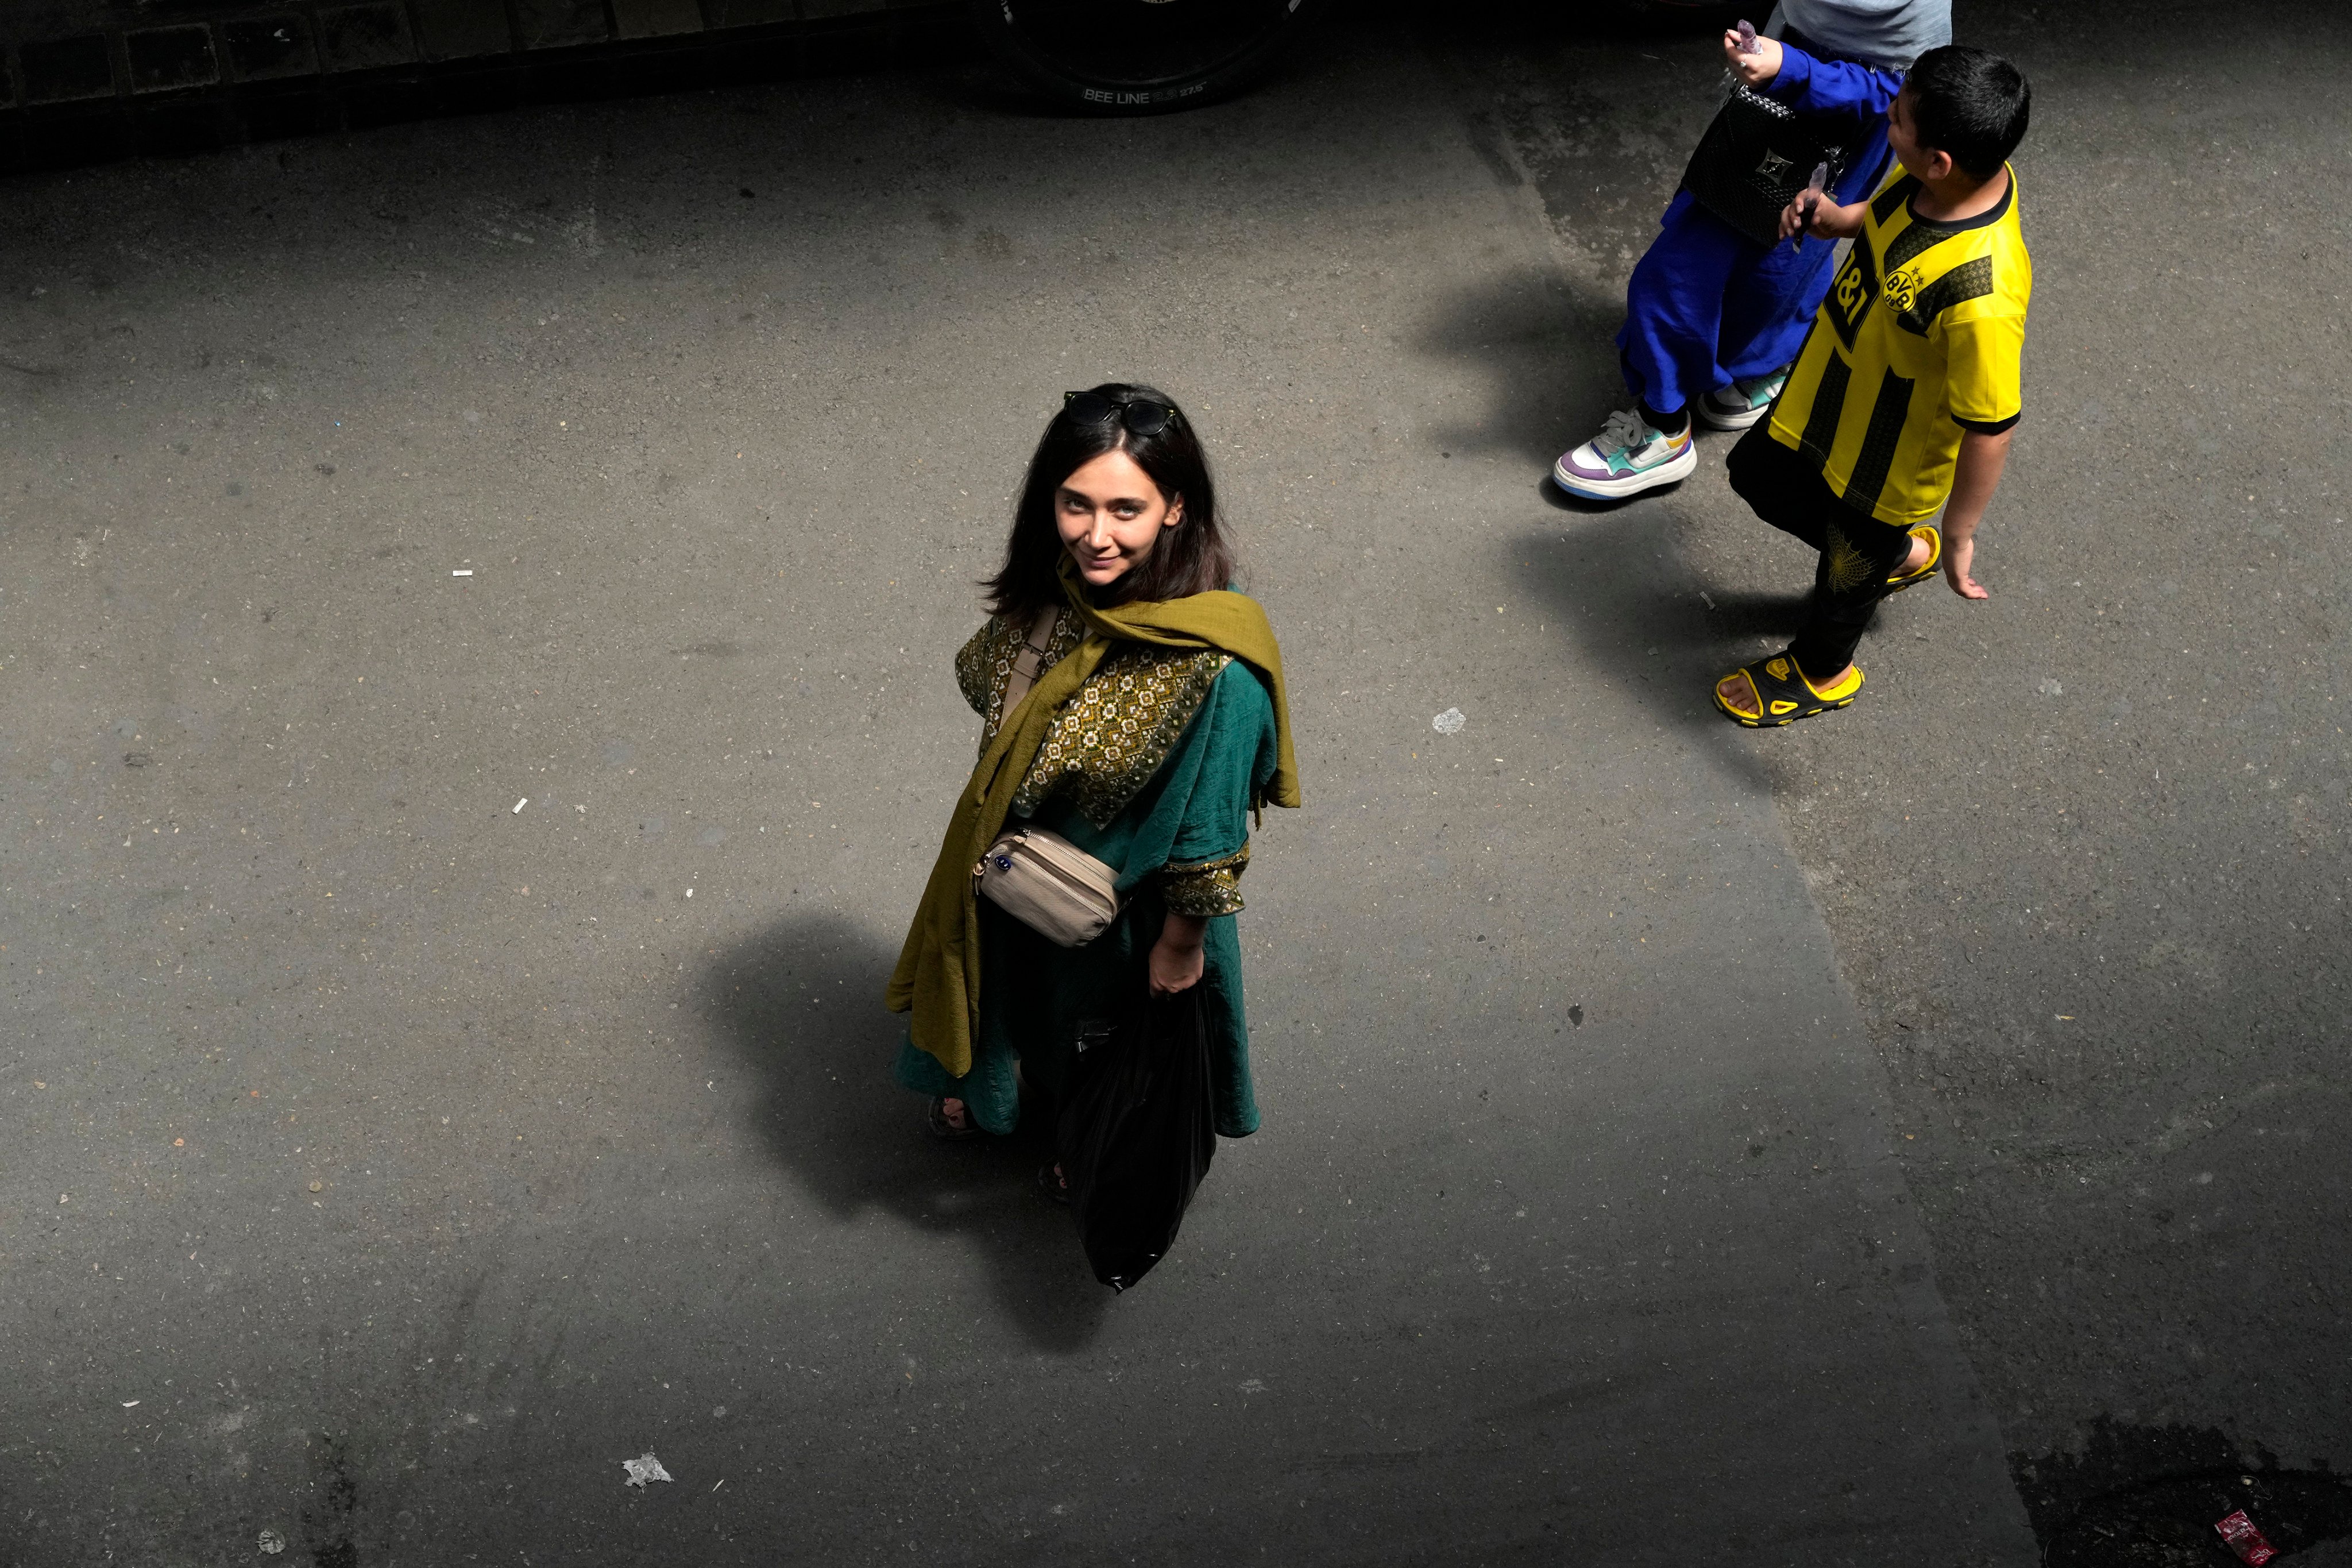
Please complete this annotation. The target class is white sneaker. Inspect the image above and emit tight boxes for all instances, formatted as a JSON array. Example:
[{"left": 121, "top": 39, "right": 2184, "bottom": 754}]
[
  {"left": 1551, "top": 409, "right": 1697, "bottom": 500},
  {"left": 1696, "top": 367, "right": 1790, "bottom": 431}
]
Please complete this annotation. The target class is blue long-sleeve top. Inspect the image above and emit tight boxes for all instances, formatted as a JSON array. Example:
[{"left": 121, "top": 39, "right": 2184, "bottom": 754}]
[{"left": 1763, "top": 42, "right": 1906, "bottom": 206}]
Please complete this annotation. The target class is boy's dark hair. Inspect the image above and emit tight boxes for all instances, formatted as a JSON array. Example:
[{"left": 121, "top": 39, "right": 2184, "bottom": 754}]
[
  {"left": 1903, "top": 45, "right": 2031, "bottom": 181},
  {"left": 984, "top": 382, "right": 1235, "bottom": 618}
]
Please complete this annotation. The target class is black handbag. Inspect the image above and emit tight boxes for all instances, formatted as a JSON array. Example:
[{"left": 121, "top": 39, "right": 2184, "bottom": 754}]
[
  {"left": 1056, "top": 985, "right": 1217, "bottom": 1292},
  {"left": 1679, "top": 81, "right": 1852, "bottom": 246}
]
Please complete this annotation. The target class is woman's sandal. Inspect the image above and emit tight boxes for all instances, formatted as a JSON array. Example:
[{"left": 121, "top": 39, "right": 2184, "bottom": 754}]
[
  {"left": 1036, "top": 1163, "right": 1071, "bottom": 1207},
  {"left": 922, "top": 1096, "right": 986, "bottom": 1141},
  {"left": 1883, "top": 524, "right": 1941, "bottom": 595},
  {"left": 1714, "top": 651, "right": 1864, "bottom": 727}
]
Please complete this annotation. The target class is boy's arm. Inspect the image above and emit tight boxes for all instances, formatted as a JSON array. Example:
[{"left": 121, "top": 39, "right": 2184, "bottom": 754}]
[
  {"left": 1939, "top": 429, "right": 2010, "bottom": 600},
  {"left": 1939, "top": 307, "right": 2026, "bottom": 600},
  {"left": 1723, "top": 33, "right": 1903, "bottom": 117},
  {"left": 1768, "top": 48, "right": 1906, "bottom": 117}
]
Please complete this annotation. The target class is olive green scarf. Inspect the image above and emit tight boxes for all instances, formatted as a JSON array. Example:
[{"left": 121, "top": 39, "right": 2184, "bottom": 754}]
[{"left": 886, "top": 573, "right": 1300, "bottom": 1077}]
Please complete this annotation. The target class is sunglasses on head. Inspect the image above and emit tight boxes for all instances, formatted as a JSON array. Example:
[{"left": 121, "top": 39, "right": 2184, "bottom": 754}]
[{"left": 1063, "top": 390, "right": 1180, "bottom": 438}]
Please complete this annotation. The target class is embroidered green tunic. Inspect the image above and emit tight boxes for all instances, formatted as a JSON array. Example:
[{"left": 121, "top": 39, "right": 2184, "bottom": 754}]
[{"left": 893, "top": 607, "right": 1280, "bottom": 1138}]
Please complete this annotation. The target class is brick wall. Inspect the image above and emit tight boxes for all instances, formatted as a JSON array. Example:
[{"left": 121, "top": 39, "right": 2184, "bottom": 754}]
[{"left": 0, "top": 0, "right": 962, "bottom": 171}]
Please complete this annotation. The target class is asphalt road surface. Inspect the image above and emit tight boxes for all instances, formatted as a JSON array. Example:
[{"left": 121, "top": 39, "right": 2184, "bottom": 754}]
[{"left": 3, "top": 2, "right": 2345, "bottom": 1563}]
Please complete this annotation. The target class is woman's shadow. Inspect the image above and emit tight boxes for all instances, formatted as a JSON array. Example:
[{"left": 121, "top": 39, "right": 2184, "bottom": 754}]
[{"left": 704, "top": 912, "right": 1113, "bottom": 1354}]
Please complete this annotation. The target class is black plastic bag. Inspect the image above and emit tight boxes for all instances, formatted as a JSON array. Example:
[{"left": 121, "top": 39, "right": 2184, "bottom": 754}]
[{"left": 1056, "top": 986, "right": 1216, "bottom": 1292}]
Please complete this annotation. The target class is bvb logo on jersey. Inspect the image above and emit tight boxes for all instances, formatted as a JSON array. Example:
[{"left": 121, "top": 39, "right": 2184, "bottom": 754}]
[{"left": 1883, "top": 267, "right": 1923, "bottom": 315}]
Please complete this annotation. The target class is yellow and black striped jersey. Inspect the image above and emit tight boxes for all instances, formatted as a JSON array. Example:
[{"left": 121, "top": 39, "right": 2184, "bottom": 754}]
[{"left": 1768, "top": 164, "right": 2032, "bottom": 526}]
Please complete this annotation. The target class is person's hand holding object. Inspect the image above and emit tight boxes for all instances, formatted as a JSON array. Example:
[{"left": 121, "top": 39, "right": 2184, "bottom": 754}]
[
  {"left": 1721, "top": 28, "right": 1782, "bottom": 86},
  {"left": 1779, "top": 191, "right": 1863, "bottom": 243}
]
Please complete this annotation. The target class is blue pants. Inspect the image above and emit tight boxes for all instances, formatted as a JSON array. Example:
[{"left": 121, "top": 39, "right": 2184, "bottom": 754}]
[{"left": 1617, "top": 190, "right": 1842, "bottom": 417}]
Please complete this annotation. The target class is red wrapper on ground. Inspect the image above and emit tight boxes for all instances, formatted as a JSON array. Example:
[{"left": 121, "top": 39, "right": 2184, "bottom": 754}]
[{"left": 2215, "top": 1510, "right": 2277, "bottom": 1566}]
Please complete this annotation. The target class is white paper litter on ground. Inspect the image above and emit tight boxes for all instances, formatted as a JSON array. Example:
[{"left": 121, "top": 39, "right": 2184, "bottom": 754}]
[
  {"left": 621, "top": 1453, "right": 674, "bottom": 1489},
  {"left": 1431, "top": 708, "right": 1467, "bottom": 735},
  {"left": 512, "top": 798, "right": 528, "bottom": 814},
  {"left": 451, "top": 569, "right": 473, "bottom": 577},
  {"left": 258, "top": 1529, "right": 285, "bottom": 1554}
]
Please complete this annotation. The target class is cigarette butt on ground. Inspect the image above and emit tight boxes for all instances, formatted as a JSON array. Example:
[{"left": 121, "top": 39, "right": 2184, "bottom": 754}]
[
  {"left": 452, "top": 569, "right": 473, "bottom": 577},
  {"left": 512, "top": 798, "right": 528, "bottom": 814}
]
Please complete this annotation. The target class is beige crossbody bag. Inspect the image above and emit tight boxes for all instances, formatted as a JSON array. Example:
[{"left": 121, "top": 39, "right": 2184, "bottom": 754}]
[{"left": 972, "top": 609, "right": 1123, "bottom": 948}]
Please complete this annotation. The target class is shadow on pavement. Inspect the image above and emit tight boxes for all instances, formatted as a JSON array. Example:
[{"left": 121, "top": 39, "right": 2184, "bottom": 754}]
[
  {"left": 1416, "top": 263, "right": 1627, "bottom": 468},
  {"left": 1511, "top": 510, "right": 1787, "bottom": 794},
  {"left": 703, "top": 911, "right": 1113, "bottom": 1355}
]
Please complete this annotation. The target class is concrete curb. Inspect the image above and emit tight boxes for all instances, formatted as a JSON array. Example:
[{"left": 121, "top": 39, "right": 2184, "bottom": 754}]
[{"left": 0, "top": 0, "right": 966, "bottom": 174}]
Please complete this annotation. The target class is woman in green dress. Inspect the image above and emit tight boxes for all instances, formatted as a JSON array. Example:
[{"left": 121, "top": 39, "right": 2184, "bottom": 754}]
[{"left": 887, "top": 384, "right": 1300, "bottom": 1192}]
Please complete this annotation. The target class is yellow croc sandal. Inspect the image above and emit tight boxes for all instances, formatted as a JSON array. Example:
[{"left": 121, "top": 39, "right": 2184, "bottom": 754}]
[
  {"left": 1884, "top": 524, "right": 1941, "bottom": 595},
  {"left": 1714, "top": 652, "right": 1864, "bottom": 728}
]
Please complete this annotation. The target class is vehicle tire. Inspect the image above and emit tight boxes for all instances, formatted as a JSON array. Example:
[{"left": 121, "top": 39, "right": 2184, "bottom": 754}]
[{"left": 971, "top": 0, "right": 1325, "bottom": 115}]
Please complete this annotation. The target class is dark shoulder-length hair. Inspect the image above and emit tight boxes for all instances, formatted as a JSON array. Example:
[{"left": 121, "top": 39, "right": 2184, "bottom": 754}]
[{"left": 983, "top": 382, "right": 1236, "bottom": 619}]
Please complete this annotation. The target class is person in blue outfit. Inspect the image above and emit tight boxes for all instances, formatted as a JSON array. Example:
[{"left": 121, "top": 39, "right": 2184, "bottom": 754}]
[{"left": 1552, "top": 0, "right": 1950, "bottom": 501}]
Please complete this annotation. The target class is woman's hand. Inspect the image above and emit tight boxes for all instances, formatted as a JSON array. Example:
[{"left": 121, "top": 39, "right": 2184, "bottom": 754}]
[
  {"left": 1149, "top": 913, "right": 1208, "bottom": 995},
  {"left": 1721, "top": 30, "right": 1782, "bottom": 87}
]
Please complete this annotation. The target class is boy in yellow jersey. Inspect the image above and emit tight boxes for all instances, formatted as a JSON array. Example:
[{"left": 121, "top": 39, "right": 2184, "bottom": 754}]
[{"left": 1713, "top": 44, "right": 2032, "bottom": 726}]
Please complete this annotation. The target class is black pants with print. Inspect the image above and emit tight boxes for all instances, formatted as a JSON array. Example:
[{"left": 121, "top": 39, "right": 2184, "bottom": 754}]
[{"left": 1726, "top": 426, "right": 1920, "bottom": 682}]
